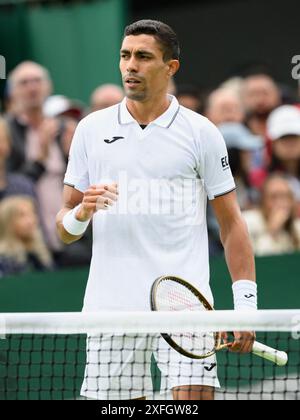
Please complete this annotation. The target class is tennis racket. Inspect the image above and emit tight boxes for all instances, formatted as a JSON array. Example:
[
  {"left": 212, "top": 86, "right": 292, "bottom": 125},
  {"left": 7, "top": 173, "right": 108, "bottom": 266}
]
[{"left": 150, "top": 275, "right": 288, "bottom": 366}]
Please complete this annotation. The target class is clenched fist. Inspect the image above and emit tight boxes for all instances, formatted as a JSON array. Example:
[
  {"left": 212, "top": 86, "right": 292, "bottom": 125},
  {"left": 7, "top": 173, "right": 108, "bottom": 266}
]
[{"left": 76, "top": 183, "right": 118, "bottom": 222}]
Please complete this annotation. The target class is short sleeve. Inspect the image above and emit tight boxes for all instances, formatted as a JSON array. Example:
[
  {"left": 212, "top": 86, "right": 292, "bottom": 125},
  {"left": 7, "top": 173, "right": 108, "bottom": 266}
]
[
  {"left": 64, "top": 121, "right": 90, "bottom": 193},
  {"left": 197, "top": 120, "right": 236, "bottom": 200}
]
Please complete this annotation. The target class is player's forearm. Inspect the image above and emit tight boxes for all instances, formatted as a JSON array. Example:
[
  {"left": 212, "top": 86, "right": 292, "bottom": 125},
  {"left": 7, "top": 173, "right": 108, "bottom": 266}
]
[
  {"left": 56, "top": 208, "right": 85, "bottom": 245},
  {"left": 220, "top": 218, "right": 256, "bottom": 283}
]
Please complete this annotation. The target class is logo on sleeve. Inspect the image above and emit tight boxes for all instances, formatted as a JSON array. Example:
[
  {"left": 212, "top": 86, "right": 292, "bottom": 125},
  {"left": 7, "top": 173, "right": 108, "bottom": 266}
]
[{"left": 221, "top": 156, "right": 230, "bottom": 171}]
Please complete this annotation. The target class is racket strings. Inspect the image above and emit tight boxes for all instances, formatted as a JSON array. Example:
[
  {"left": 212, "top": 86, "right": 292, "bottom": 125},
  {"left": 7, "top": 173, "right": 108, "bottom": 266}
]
[
  {"left": 156, "top": 280, "right": 206, "bottom": 312},
  {"left": 155, "top": 279, "right": 217, "bottom": 357}
]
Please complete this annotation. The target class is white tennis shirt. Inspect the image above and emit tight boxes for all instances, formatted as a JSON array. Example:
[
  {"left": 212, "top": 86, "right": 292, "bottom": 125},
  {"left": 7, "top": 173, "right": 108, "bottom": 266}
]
[{"left": 64, "top": 96, "right": 235, "bottom": 311}]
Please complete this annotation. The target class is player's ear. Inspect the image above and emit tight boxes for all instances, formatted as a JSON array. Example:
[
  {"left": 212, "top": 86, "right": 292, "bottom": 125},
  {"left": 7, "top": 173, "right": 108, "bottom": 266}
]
[{"left": 167, "top": 60, "right": 180, "bottom": 77}]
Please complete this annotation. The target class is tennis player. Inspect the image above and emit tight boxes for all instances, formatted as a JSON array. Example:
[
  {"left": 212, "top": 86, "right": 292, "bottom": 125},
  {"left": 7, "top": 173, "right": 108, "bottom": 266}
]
[{"left": 56, "top": 20, "right": 257, "bottom": 401}]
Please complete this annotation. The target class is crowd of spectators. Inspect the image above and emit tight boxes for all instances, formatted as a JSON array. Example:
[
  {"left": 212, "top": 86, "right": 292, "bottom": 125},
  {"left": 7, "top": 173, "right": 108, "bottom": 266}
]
[{"left": 0, "top": 59, "right": 300, "bottom": 277}]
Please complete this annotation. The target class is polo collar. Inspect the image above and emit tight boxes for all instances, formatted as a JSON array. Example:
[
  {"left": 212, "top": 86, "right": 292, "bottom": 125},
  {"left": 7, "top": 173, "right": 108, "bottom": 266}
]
[{"left": 118, "top": 95, "right": 180, "bottom": 129}]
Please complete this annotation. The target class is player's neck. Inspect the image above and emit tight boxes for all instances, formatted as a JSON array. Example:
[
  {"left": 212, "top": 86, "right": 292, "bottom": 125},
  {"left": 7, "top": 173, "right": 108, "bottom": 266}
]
[{"left": 126, "top": 94, "right": 170, "bottom": 125}]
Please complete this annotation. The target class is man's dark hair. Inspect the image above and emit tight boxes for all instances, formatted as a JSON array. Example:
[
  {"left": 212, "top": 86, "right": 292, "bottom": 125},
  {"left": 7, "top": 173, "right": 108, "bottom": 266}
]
[{"left": 124, "top": 20, "right": 180, "bottom": 62}]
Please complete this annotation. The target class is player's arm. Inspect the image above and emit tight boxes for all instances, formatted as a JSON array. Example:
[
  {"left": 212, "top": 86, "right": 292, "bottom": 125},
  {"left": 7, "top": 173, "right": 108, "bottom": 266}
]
[
  {"left": 56, "top": 183, "right": 118, "bottom": 245},
  {"left": 211, "top": 190, "right": 256, "bottom": 353}
]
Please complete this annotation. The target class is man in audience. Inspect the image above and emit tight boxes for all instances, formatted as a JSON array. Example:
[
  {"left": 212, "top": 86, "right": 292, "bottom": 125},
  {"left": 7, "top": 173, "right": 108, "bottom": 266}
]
[
  {"left": 90, "top": 84, "right": 124, "bottom": 112},
  {"left": 206, "top": 88, "right": 245, "bottom": 126},
  {"left": 241, "top": 74, "right": 281, "bottom": 136},
  {"left": 5, "top": 61, "right": 68, "bottom": 256}
]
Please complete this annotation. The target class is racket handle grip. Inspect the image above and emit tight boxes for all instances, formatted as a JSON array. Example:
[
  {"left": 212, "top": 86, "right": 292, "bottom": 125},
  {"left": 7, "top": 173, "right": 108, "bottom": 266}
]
[{"left": 252, "top": 341, "right": 288, "bottom": 366}]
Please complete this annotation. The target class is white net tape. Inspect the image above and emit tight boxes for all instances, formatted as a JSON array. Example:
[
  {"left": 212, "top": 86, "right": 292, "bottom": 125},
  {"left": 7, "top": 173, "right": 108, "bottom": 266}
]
[{"left": 0, "top": 310, "right": 300, "bottom": 335}]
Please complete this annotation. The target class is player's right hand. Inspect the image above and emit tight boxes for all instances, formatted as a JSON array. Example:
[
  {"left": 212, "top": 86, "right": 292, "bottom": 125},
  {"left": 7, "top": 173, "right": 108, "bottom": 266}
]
[{"left": 75, "top": 183, "right": 118, "bottom": 222}]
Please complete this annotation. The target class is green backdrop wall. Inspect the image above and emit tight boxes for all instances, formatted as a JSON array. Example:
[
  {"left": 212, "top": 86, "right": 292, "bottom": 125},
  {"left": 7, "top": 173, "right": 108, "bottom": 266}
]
[
  {"left": 0, "top": 253, "right": 299, "bottom": 312},
  {"left": 0, "top": 0, "right": 126, "bottom": 104}
]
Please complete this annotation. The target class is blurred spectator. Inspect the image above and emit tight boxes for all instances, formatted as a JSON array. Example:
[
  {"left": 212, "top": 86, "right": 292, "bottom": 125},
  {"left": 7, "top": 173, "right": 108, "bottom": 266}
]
[
  {"left": 243, "top": 175, "right": 300, "bottom": 256},
  {"left": 176, "top": 84, "right": 203, "bottom": 113},
  {"left": 43, "top": 95, "right": 83, "bottom": 156},
  {"left": 0, "top": 117, "right": 36, "bottom": 200},
  {"left": 241, "top": 74, "right": 281, "bottom": 136},
  {"left": 220, "top": 77, "right": 244, "bottom": 98},
  {"left": 43, "top": 95, "right": 84, "bottom": 121},
  {"left": 90, "top": 84, "right": 124, "bottom": 112},
  {"left": 207, "top": 122, "right": 262, "bottom": 256},
  {"left": 0, "top": 196, "right": 53, "bottom": 277},
  {"left": 219, "top": 122, "right": 263, "bottom": 210},
  {"left": 5, "top": 61, "right": 68, "bottom": 253},
  {"left": 205, "top": 88, "right": 245, "bottom": 125},
  {"left": 266, "top": 105, "right": 300, "bottom": 214}
]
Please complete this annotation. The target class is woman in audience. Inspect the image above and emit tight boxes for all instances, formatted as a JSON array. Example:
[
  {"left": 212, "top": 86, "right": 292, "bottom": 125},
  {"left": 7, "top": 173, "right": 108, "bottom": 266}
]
[
  {"left": 243, "top": 175, "right": 300, "bottom": 256},
  {"left": 0, "top": 196, "right": 53, "bottom": 277},
  {"left": 266, "top": 106, "right": 300, "bottom": 211}
]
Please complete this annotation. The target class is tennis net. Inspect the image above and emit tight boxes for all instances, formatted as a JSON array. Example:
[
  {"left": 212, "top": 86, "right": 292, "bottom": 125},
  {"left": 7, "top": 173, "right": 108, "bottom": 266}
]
[{"left": 0, "top": 311, "right": 299, "bottom": 400}]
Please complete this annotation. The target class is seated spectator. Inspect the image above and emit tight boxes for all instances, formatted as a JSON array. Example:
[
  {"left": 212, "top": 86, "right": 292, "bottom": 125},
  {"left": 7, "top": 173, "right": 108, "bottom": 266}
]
[
  {"left": 90, "top": 84, "right": 124, "bottom": 112},
  {"left": 5, "top": 61, "right": 69, "bottom": 253},
  {"left": 243, "top": 175, "right": 300, "bottom": 256},
  {"left": 219, "top": 122, "right": 263, "bottom": 210},
  {"left": 205, "top": 88, "right": 245, "bottom": 126},
  {"left": 267, "top": 105, "right": 300, "bottom": 214},
  {"left": 43, "top": 95, "right": 83, "bottom": 157},
  {"left": 0, "top": 117, "right": 36, "bottom": 200},
  {"left": 0, "top": 196, "right": 53, "bottom": 277},
  {"left": 241, "top": 74, "right": 281, "bottom": 136},
  {"left": 43, "top": 95, "right": 84, "bottom": 122},
  {"left": 207, "top": 123, "right": 262, "bottom": 256},
  {"left": 220, "top": 77, "right": 244, "bottom": 98}
]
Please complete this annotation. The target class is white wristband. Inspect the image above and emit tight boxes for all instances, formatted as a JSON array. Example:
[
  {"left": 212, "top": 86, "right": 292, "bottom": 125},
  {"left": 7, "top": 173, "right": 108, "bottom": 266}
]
[
  {"left": 62, "top": 204, "right": 90, "bottom": 236},
  {"left": 232, "top": 280, "right": 257, "bottom": 311}
]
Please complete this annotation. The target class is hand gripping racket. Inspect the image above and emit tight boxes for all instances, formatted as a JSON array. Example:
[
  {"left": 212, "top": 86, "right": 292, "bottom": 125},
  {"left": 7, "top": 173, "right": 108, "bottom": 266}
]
[{"left": 150, "top": 275, "right": 288, "bottom": 366}]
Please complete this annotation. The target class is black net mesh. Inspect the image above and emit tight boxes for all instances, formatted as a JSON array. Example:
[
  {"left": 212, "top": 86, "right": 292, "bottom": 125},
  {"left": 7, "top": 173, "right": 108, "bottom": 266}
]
[{"left": 0, "top": 332, "right": 298, "bottom": 400}]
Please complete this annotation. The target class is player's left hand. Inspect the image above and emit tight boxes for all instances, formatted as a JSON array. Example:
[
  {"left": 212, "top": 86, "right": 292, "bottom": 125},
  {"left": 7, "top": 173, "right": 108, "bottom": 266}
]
[{"left": 222, "top": 331, "right": 256, "bottom": 353}]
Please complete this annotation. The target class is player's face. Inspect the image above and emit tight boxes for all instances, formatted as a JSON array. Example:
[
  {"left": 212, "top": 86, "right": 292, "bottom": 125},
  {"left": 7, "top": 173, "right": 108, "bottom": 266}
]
[{"left": 120, "top": 35, "right": 176, "bottom": 102}]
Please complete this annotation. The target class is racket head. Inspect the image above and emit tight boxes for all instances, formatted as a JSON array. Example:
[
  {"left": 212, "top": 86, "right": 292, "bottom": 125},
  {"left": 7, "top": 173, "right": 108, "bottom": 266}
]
[{"left": 151, "top": 275, "right": 222, "bottom": 359}]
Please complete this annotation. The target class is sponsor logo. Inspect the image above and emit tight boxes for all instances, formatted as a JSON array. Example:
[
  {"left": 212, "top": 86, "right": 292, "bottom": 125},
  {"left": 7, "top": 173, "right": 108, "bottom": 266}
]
[
  {"left": 104, "top": 136, "right": 125, "bottom": 144},
  {"left": 221, "top": 156, "right": 230, "bottom": 170},
  {"left": 204, "top": 363, "right": 217, "bottom": 372}
]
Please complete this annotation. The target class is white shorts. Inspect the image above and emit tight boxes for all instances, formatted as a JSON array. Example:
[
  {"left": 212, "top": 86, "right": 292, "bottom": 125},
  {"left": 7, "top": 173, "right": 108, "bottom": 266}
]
[{"left": 80, "top": 334, "right": 220, "bottom": 400}]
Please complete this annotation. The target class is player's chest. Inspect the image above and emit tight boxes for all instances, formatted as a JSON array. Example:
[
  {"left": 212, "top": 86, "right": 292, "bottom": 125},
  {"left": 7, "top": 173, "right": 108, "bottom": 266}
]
[{"left": 86, "top": 125, "right": 198, "bottom": 179}]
